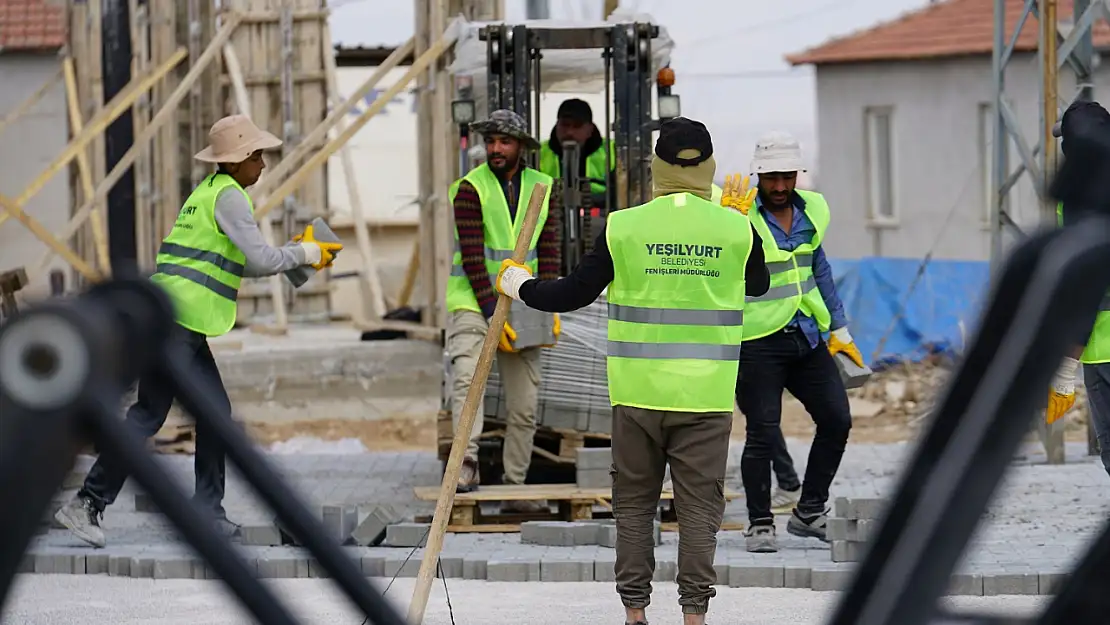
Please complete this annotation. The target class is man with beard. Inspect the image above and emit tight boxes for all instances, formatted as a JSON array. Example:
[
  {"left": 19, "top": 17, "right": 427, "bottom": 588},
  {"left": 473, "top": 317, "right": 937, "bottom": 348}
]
[
  {"left": 539, "top": 99, "right": 615, "bottom": 198},
  {"left": 729, "top": 130, "right": 863, "bottom": 553},
  {"left": 445, "top": 109, "right": 561, "bottom": 510}
]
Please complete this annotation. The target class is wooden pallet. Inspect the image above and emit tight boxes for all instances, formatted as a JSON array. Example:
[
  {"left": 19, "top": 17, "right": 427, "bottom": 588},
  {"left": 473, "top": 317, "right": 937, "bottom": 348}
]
[
  {"left": 413, "top": 483, "right": 745, "bottom": 532},
  {"left": 436, "top": 409, "right": 611, "bottom": 472},
  {"left": 152, "top": 421, "right": 195, "bottom": 455}
]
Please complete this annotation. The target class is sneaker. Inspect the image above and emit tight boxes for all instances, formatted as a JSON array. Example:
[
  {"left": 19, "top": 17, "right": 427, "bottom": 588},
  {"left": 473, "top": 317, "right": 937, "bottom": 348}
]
[
  {"left": 500, "top": 498, "right": 549, "bottom": 514},
  {"left": 456, "top": 457, "right": 480, "bottom": 493},
  {"left": 786, "top": 508, "right": 830, "bottom": 542},
  {"left": 214, "top": 516, "right": 242, "bottom": 540},
  {"left": 745, "top": 523, "right": 778, "bottom": 553},
  {"left": 54, "top": 494, "right": 106, "bottom": 548},
  {"left": 770, "top": 486, "right": 801, "bottom": 514}
]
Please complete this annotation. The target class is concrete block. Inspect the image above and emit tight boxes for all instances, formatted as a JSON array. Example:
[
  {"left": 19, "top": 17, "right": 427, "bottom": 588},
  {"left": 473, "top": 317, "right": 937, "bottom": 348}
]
[
  {"left": 351, "top": 504, "right": 404, "bottom": 547},
  {"left": 241, "top": 525, "right": 283, "bottom": 547},
  {"left": 729, "top": 565, "right": 784, "bottom": 588},
  {"left": 783, "top": 566, "right": 812, "bottom": 589},
  {"left": 594, "top": 557, "right": 616, "bottom": 582},
  {"left": 257, "top": 557, "right": 301, "bottom": 579},
  {"left": 309, "top": 559, "right": 331, "bottom": 579},
  {"left": 597, "top": 521, "right": 659, "bottom": 548},
  {"left": 575, "top": 447, "right": 613, "bottom": 470},
  {"left": 540, "top": 560, "right": 594, "bottom": 582},
  {"left": 462, "top": 558, "right": 487, "bottom": 580},
  {"left": 587, "top": 412, "right": 612, "bottom": 435},
  {"left": 856, "top": 519, "right": 878, "bottom": 542},
  {"left": 487, "top": 560, "right": 539, "bottom": 582},
  {"left": 948, "top": 573, "right": 984, "bottom": 596},
  {"left": 826, "top": 517, "right": 853, "bottom": 542},
  {"left": 832, "top": 497, "right": 853, "bottom": 518},
  {"left": 851, "top": 498, "right": 885, "bottom": 520},
  {"left": 16, "top": 555, "right": 33, "bottom": 574},
  {"left": 32, "top": 554, "right": 69, "bottom": 574},
  {"left": 86, "top": 554, "right": 109, "bottom": 576},
  {"left": 1039, "top": 572, "right": 1067, "bottom": 595},
  {"left": 811, "top": 566, "right": 853, "bottom": 591},
  {"left": 129, "top": 557, "right": 155, "bottom": 579},
  {"left": 831, "top": 540, "right": 868, "bottom": 563},
  {"left": 360, "top": 555, "right": 385, "bottom": 577},
  {"left": 384, "top": 523, "right": 430, "bottom": 547},
  {"left": 438, "top": 556, "right": 464, "bottom": 579},
  {"left": 653, "top": 560, "right": 677, "bottom": 582},
  {"left": 295, "top": 559, "right": 311, "bottom": 578},
  {"left": 575, "top": 469, "right": 611, "bottom": 490},
  {"left": 545, "top": 408, "right": 589, "bottom": 431},
  {"left": 522, "top": 521, "right": 602, "bottom": 546},
  {"left": 383, "top": 556, "right": 421, "bottom": 578},
  {"left": 192, "top": 561, "right": 208, "bottom": 580},
  {"left": 109, "top": 555, "right": 131, "bottom": 577},
  {"left": 154, "top": 559, "right": 196, "bottom": 580},
  {"left": 322, "top": 505, "right": 360, "bottom": 544},
  {"left": 983, "top": 573, "right": 1040, "bottom": 596}
]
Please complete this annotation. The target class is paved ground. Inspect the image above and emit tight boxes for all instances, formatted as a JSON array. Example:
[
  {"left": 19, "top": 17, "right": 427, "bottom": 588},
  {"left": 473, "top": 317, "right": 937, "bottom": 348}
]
[
  {"left": 23, "top": 438, "right": 1110, "bottom": 595},
  {"left": 1, "top": 576, "right": 1050, "bottom": 624}
]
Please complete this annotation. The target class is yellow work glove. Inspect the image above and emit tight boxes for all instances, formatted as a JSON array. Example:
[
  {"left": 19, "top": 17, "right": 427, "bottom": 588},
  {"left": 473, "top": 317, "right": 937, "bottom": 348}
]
[
  {"left": 1046, "top": 357, "right": 1079, "bottom": 425},
  {"left": 827, "top": 327, "right": 865, "bottom": 368},
  {"left": 498, "top": 323, "right": 518, "bottom": 353},
  {"left": 542, "top": 313, "right": 561, "bottom": 348},
  {"left": 495, "top": 259, "right": 533, "bottom": 301},
  {"left": 297, "top": 224, "right": 344, "bottom": 270},
  {"left": 721, "top": 173, "right": 757, "bottom": 215}
]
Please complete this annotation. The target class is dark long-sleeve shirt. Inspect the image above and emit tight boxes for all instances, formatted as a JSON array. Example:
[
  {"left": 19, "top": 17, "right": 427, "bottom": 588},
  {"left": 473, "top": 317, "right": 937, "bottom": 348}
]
[
  {"left": 519, "top": 222, "right": 770, "bottom": 313},
  {"left": 453, "top": 173, "right": 562, "bottom": 318}
]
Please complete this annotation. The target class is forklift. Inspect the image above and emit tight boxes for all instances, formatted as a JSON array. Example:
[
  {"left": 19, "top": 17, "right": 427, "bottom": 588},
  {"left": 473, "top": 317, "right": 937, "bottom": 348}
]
[{"left": 439, "top": 21, "right": 682, "bottom": 485}]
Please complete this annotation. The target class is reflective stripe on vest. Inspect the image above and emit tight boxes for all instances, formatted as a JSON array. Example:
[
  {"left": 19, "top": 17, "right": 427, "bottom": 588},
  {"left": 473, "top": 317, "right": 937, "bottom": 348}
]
[
  {"left": 605, "top": 192, "right": 754, "bottom": 412},
  {"left": 445, "top": 164, "right": 552, "bottom": 313},
  {"left": 1058, "top": 201, "right": 1110, "bottom": 363},
  {"left": 539, "top": 139, "right": 614, "bottom": 195},
  {"left": 742, "top": 190, "right": 832, "bottom": 341},
  {"left": 149, "top": 173, "right": 250, "bottom": 337}
]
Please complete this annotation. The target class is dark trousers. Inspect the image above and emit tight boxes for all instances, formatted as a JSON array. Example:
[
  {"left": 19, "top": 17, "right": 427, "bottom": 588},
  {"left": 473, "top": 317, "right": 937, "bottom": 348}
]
[
  {"left": 1084, "top": 363, "right": 1110, "bottom": 476},
  {"left": 738, "top": 328, "right": 852, "bottom": 523},
  {"left": 79, "top": 326, "right": 231, "bottom": 517},
  {"left": 771, "top": 428, "right": 801, "bottom": 491}
]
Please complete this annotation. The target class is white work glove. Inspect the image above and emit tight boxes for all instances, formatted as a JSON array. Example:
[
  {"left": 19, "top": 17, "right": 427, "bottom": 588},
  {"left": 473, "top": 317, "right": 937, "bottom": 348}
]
[
  {"left": 299, "top": 242, "right": 322, "bottom": 267},
  {"left": 1046, "top": 356, "right": 1080, "bottom": 425},
  {"left": 494, "top": 259, "right": 533, "bottom": 301}
]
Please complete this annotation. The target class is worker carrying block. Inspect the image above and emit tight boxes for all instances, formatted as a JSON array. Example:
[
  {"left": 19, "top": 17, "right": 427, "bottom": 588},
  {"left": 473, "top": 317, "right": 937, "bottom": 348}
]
[
  {"left": 494, "top": 117, "right": 770, "bottom": 625},
  {"left": 55, "top": 114, "right": 342, "bottom": 549}
]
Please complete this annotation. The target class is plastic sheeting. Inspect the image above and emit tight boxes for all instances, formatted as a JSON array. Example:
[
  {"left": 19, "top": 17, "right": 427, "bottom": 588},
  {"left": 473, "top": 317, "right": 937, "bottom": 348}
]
[{"left": 831, "top": 257, "right": 990, "bottom": 368}]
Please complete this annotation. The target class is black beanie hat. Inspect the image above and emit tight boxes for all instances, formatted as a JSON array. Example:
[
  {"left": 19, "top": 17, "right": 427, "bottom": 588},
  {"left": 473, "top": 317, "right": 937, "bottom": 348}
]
[
  {"left": 557, "top": 99, "right": 593, "bottom": 124},
  {"left": 654, "top": 117, "right": 713, "bottom": 167}
]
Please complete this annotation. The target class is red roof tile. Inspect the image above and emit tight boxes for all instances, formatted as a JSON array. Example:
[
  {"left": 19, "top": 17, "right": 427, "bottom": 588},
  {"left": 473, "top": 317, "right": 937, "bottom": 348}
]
[
  {"left": 0, "top": 0, "right": 66, "bottom": 52},
  {"left": 786, "top": 0, "right": 1110, "bottom": 66}
]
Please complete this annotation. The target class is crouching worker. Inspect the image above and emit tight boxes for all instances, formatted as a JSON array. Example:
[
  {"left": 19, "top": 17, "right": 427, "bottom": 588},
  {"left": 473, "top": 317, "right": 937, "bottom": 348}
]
[
  {"left": 494, "top": 117, "right": 770, "bottom": 625},
  {"left": 55, "top": 114, "right": 343, "bottom": 548}
]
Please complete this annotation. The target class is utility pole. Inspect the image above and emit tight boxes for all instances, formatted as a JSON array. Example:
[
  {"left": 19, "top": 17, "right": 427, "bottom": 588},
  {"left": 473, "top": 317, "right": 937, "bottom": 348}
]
[{"left": 102, "top": 0, "right": 138, "bottom": 275}]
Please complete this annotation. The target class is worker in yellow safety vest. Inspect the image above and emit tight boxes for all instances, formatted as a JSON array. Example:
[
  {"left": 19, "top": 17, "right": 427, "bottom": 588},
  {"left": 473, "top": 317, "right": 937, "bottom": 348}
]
[
  {"left": 495, "top": 117, "right": 771, "bottom": 625},
  {"left": 447, "top": 109, "right": 563, "bottom": 508},
  {"left": 538, "top": 99, "right": 615, "bottom": 197},
  {"left": 1044, "top": 100, "right": 1110, "bottom": 476},
  {"left": 726, "top": 131, "right": 865, "bottom": 554},
  {"left": 55, "top": 114, "right": 343, "bottom": 548}
]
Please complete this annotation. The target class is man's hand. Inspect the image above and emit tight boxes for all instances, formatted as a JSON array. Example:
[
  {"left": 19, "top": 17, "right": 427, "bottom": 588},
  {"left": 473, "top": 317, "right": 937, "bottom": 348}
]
[
  {"left": 828, "top": 327, "right": 865, "bottom": 368},
  {"left": 498, "top": 323, "right": 518, "bottom": 353},
  {"left": 1046, "top": 356, "right": 1080, "bottom": 425},
  {"left": 721, "top": 173, "right": 757, "bottom": 215},
  {"left": 542, "top": 313, "right": 561, "bottom": 348},
  {"left": 296, "top": 225, "right": 344, "bottom": 270},
  {"left": 495, "top": 259, "right": 533, "bottom": 301}
]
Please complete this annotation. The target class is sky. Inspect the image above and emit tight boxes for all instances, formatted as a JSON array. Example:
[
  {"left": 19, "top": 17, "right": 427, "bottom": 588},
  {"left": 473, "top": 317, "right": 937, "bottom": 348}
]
[{"left": 328, "top": 0, "right": 933, "bottom": 178}]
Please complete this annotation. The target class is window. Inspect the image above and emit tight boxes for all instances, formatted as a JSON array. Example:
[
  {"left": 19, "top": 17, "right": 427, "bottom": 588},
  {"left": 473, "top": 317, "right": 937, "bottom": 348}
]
[
  {"left": 979, "top": 102, "right": 994, "bottom": 224},
  {"left": 864, "top": 107, "right": 896, "bottom": 222}
]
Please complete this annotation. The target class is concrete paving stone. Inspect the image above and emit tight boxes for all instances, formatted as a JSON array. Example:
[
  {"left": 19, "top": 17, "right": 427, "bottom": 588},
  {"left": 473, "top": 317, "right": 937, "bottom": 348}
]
[
  {"left": 540, "top": 559, "right": 594, "bottom": 582},
  {"left": 826, "top": 517, "right": 853, "bottom": 542},
  {"left": 1039, "top": 572, "right": 1067, "bottom": 595},
  {"left": 729, "top": 565, "right": 784, "bottom": 588},
  {"left": 811, "top": 565, "right": 854, "bottom": 592},
  {"left": 595, "top": 556, "right": 616, "bottom": 582},
  {"left": 85, "top": 554, "right": 109, "bottom": 576},
  {"left": 383, "top": 555, "right": 422, "bottom": 578},
  {"left": 597, "top": 522, "right": 660, "bottom": 548},
  {"left": 308, "top": 559, "right": 331, "bottom": 578},
  {"left": 487, "top": 560, "right": 539, "bottom": 582},
  {"left": 294, "top": 559, "right": 312, "bottom": 578},
  {"left": 437, "top": 556, "right": 464, "bottom": 579},
  {"left": 153, "top": 558, "right": 196, "bottom": 580},
  {"left": 575, "top": 469, "right": 611, "bottom": 490},
  {"left": 360, "top": 554, "right": 385, "bottom": 577},
  {"left": 948, "top": 573, "right": 984, "bottom": 596},
  {"left": 322, "top": 505, "right": 360, "bottom": 544},
  {"left": 545, "top": 409, "right": 589, "bottom": 431},
  {"left": 351, "top": 504, "right": 403, "bottom": 547},
  {"left": 588, "top": 412, "right": 612, "bottom": 435},
  {"left": 128, "top": 557, "right": 155, "bottom": 579},
  {"left": 109, "top": 555, "right": 131, "bottom": 577},
  {"left": 256, "top": 556, "right": 302, "bottom": 579},
  {"left": 33, "top": 554, "right": 73, "bottom": 574},
  {"left": 983, "top": 573, "right": 1040, "bottom": 596},
  {"left": 783, "top": 566, "right": 812, "bottom": 589},
  {"left": 654, "top": 560, "right": 677, "bottom": 582},
  {"left": 241, "top": 525, "right": 283, "bottom": 547},
  {"left": 462, "top": 557, "right": 487, "bottom": 580},
  {"left": 575, "top": 448, "right": 612, "bottom": 470},
  {"left": 830, "top": 540, "right": 868, "bottom": 563},
  {"left": 384, "top": 523, "right": 430, "bottom": 548}
]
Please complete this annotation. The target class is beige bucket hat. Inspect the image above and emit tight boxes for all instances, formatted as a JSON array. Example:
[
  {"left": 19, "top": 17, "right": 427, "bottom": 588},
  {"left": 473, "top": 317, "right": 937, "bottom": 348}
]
[{"left": 194, "top": 114, "right": 283, "bottom": 163}]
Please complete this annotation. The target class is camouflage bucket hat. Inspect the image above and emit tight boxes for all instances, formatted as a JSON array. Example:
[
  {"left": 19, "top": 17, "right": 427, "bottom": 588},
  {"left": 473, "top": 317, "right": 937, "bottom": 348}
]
[{"left": 470, "top": 109, "right": 540, "bottom": 150}]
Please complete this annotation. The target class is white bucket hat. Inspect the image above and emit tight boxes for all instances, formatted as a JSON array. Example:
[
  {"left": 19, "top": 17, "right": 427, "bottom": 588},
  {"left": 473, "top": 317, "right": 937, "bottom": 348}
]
[
  {"left": 194, "top": 114, "right": 283, "bottom": 163},
  {"left": 750, "top": 130, "right": 807, "bottom": 175}
]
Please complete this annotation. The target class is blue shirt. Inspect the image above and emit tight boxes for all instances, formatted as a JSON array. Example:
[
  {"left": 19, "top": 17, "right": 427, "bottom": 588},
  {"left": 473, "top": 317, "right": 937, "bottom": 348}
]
[{"left": 755, "top": 192, "right": 848, "bottom": 348}]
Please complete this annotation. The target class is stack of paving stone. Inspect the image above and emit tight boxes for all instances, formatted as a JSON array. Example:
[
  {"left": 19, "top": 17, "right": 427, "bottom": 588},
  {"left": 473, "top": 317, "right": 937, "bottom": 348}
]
[
  {"left": 828, "top": 497, "right": 884, "bottom": 563},
  {"left": 575, "top": 447, "right": 612, "bottom": 489},
  {"left": 520, "top": 520, "right": 661, "bottom": 548},
  {"left": 483, "top": 293, "right": 611, "bottom": 434}
]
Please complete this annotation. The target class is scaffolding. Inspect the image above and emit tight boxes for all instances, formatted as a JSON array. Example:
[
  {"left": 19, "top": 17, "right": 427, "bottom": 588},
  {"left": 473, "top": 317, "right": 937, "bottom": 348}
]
[{"left": 990, "top": 0, "right": 1099, "bottom": 462}]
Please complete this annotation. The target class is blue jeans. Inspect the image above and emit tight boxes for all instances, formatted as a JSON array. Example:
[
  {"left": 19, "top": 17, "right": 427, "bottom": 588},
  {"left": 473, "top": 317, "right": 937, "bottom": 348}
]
[{"left": 1083, "top": 363, "right": 1110, "bottom": 475}]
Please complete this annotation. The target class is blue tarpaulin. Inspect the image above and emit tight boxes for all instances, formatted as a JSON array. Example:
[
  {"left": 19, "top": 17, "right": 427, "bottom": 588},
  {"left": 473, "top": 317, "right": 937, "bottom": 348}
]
[{"left": 829, "top": 257, "right": 990, "bottom": 368}]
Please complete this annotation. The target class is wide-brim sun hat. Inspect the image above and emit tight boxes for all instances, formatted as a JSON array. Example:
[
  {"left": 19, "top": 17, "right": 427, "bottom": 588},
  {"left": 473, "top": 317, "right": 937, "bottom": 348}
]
[
  {"left": 470, "top": 109, "right": 540, "bottom": 150},
  {"left": 750, "top": 130, "right": 808, "bottom": 175},
  {"left": 194, "top": 114, "right": 283, "bottom": 163}
]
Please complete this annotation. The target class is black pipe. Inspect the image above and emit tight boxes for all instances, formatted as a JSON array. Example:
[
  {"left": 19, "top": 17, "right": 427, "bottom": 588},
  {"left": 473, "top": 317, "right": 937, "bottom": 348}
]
[{"left": 101, "top": 0, "right": 138, "bottom": 275}]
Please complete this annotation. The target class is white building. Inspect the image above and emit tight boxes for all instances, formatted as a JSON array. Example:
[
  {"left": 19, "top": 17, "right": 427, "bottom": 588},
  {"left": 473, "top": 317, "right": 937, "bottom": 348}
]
[{"left": 786, "top": 0, "right": 1110, "bottom": 260}]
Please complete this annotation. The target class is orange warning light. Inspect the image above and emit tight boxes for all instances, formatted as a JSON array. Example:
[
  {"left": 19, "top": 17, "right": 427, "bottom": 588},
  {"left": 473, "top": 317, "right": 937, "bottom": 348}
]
[{"left": 657, "top": 67, "right": 675, "bottom": 88}]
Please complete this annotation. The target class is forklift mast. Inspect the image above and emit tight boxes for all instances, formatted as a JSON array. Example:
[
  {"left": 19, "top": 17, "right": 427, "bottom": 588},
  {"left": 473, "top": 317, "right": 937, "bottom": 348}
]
[{"left": 478, "top": 23, "right": 667, "bottom": 275}]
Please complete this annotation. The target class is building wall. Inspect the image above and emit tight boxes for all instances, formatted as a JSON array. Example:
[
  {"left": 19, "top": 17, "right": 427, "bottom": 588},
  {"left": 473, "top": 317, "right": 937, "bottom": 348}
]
[
  {"left": 0, "top": 54, "right": 69, "bottom": 295},
  {"left": 812, "top": 54, "right": 1095, "bottom": 261}
]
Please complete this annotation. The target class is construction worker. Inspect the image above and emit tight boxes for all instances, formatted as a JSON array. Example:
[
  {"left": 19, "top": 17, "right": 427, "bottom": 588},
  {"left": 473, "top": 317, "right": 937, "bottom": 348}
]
[
  {"left": 447, "top": 109, "right": 561, "bottom": 510},
  {"left": 539, "top": 98, "right": 615, "bottom": 196},
  {"left": 54, "top": 114, "right": 342, "bottom": 548},
  {"left": 729, "top": 130, "right": 862, "bottom": 553},
  {"left": 1046, "top": 100, "right": 1110, "bottom": 475},
  {"left": 495, "top": 116, "right": 770, "bottom": 625}
]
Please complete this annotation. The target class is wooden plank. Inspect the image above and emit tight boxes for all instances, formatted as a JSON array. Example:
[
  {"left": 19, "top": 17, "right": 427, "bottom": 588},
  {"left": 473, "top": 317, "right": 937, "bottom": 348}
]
[
  {"left": 413, "top": 484, "right": 745, "bottom": 502},
  {"left": 422, "top": 521, "right": 747, "bottom": 534},
  {"left": 131, "top": 0, "right": 155, "bottom": 270},
  {"left": 62, "top": 57, "right": 110, "bottom": 275}
]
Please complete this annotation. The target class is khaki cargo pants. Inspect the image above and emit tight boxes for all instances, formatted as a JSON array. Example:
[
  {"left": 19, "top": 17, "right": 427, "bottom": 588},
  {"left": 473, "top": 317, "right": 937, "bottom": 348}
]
[
  {"left": 448, "top": 310, "right": 541, "bottom": 484},
  {"left": 610, "top": 405, "right": 732, "bottom": 615}
]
